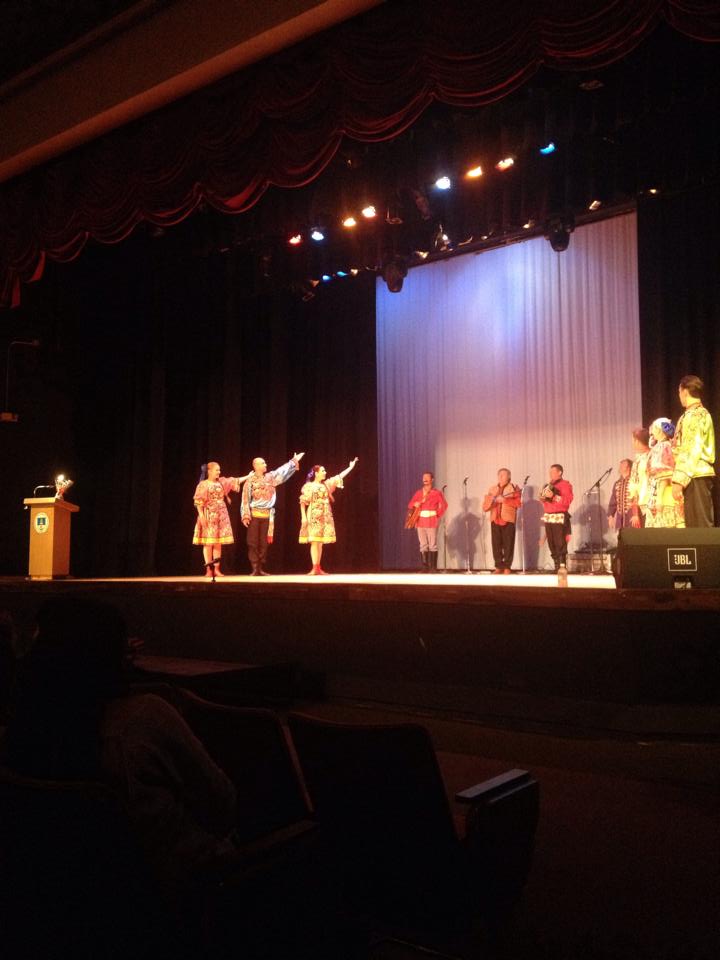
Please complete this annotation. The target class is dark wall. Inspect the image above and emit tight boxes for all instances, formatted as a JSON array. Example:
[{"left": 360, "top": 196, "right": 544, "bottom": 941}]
[{"left": 0, "top": 225, "right": 379, "bottom": 576}]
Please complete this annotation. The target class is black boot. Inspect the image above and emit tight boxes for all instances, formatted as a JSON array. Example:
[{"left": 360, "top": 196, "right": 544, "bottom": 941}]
[
  {"left": 420, "top": 552, "right": 429, "bottom": 572},
  {"left": 428, "top": 552, "right": 438, "bottom": 572}
]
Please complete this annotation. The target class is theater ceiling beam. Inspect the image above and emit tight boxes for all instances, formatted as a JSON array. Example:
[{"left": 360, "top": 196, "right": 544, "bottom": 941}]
[{"left": 0, "top": 0, "right": 383, "bottom": 185}]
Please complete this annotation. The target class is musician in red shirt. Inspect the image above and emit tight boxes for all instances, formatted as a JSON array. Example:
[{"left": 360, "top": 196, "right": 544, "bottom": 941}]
[
  {"left": 407, "top": 472, "right": 448, "bottom": 572},
  {"left": 539, "top": 463, "right": 574, "bottom": 571}
]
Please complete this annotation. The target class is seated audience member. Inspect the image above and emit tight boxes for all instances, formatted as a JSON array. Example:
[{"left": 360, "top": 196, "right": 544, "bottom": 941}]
[{"left": 4, "top": 596, "right": 236, "bottom": 896}]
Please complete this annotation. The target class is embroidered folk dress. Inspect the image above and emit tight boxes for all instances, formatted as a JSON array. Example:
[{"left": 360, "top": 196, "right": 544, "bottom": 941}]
[
  {"left": 192, "top": 477, "right": 242, "bottom": 545},
  {"left": 646, "top": 441, "right": 685, "bottom": 529},
  {"left": 299, "top": 477, "right": 344, "bottom": 544}
]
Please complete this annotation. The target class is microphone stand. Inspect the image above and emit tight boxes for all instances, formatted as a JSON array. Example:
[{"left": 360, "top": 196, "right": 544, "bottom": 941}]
[
  {"left": 441, "top": 484, "right": 448, "bottom": 572},
  {"left": 519, "top": 475, "right": 530, "bottom": 575},
  {"left": 463, "top": 477, "right": 473, "bottom": 574},
  {"left": 584, "top": 468, "right": 612, "bottom": 575}
]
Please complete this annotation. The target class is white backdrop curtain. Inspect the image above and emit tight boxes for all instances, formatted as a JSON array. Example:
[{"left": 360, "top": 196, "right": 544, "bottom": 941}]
[{"left": 376, "top": 211, "right": 642, "bottom": 570}]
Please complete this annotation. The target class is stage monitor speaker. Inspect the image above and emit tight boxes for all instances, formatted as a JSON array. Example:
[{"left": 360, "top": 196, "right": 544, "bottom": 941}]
[{"left": 615, "top": 527, "right": 720, "bottom": 589}]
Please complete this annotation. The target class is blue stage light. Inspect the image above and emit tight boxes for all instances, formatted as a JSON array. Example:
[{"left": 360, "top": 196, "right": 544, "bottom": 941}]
[
  {"left": 311, "top": 229, "right": 325, "bottom": 241},
  {"left": 321, "top": 274, "right": 331, "bottom": 282},
  {"left": 539, "top": 142, "right": 556, "bottom": 155}
]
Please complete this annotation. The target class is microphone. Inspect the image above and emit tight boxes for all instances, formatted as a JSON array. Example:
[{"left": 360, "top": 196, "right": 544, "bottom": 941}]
[
  {"left": 523, "top": 475, "right": 530, "bottom": 484},
  {"left": 462, "top": 476, "right": 469, "bottom": 484},
  {"left": 441, "top": 484, "right": 447, "bottom": 492}
]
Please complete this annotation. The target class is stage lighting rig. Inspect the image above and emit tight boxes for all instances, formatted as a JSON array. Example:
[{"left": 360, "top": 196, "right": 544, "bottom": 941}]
[
  {"left": 544, "top": 214, "right": 575, "bottom": 252},
  {"left": 382, "top": 256, "right": 408, "bottom": 293}
]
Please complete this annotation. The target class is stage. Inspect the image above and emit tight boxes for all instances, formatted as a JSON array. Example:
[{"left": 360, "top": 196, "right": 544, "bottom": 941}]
[{"left": 2, "top": 572, "right": 719, "bottom": 744}]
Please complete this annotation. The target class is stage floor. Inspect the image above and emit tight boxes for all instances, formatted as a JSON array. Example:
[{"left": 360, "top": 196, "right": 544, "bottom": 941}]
[
  {"left": 23, "top": 571, "right": 618, "bottom": 589},
  {"left": 2, "top": 570, "right": 718, "bottom": 738}
]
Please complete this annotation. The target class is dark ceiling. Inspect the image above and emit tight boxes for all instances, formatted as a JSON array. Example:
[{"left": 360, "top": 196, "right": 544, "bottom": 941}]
[{"left": 0, "top": 0, "right": 165, "bottom": 86}]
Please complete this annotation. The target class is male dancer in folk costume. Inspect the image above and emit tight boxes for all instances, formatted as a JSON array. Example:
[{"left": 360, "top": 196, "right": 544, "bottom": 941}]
[
  {"left": 539, "top": 464, "right": 574, "bottom": 571},
  {"left": 628, "top": 427, "right": 651, "bottom": 528},
  {"left": 241, "top": 453, "right": 304, "bottom": 575},
  {"left": 483, "top": 468, "right": 522, "bottom": 573},
  {"left": 672, "top": 375, "right": 716, "bottom": 527},
  {"left": 406, "top": 472, "right": 448, "bottom": 572},
  {"left": 607, "top": 459, "right": 634, "bottom": 531}
]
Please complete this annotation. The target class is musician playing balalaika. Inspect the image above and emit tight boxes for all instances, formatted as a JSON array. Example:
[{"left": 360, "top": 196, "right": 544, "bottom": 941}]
[{"left": 539, "top": 464, "right": 574, "bottom": 571}]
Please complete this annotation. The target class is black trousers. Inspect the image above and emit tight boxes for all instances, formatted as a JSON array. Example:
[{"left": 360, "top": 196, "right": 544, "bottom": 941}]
[
  {"left": 246, "top": 516, "right": 270, "bottom": 569},
  {"left": 545, "top": 522, "right": 567, "bottom": 568},
  {"left": 683, "top": 477, "right": 715, "bottom": 528},
  {"left": 491, "top": 522, "right": 516, "bottom": 569}
]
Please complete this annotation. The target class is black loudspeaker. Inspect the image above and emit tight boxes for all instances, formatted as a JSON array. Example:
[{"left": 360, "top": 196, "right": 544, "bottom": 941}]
[{"left": 615, "top": 527, "right": 720, "bottom": 588}]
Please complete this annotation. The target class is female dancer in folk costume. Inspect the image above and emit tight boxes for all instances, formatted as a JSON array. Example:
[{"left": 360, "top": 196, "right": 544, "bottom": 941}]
[
  {"left": 299, "top": 458, "right": 358, "bottom": 575},
  {"left": 646, "top": 419, "right": 685, "bottom": 528},
  {"left": 193, "top": 462, "right": 252, "bottom": 576}
]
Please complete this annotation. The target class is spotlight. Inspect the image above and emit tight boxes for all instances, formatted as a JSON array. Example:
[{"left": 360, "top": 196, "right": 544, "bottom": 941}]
[
  {"left": 647, "top": 187, "right": 660, "bottom": 196},
  {"left": 361, "top": 205, "right": 376, "bottom": 219},
  {"left": 350, "top": 268, "right": 360, "bottom": 276},
  {"left": 544, "top": 214, "right": 575, "bottom": 253},
  {"left": 465, "top": 165, "right": 483, "bottom": 179},
  {"left": 435, "top": 176, "right": 452, "bottom": 190},
  {"left": 382, "top": 256, "right": 408, "bottom": 293},
  {"left": 588, "top": 199, "right": 602, "bottom": 211},
  {"left": 414, "top": 250, "right": 429, "bottom": 260},
  {"left": 321, "top": 274, "right": 331, "bottom": 282},
  {"left": 495, "top": 157, "right": 515, "bottom": 171},
  {"left": 311, "top": 229, "right": 325, "bottom": 241},
  {"left": 385, "top": 203, "right": 403, "bottom": 225},
  {"left": 523, "top": 219, "right": 535, "bottom": 229},
  {"left": 342, "top": 216, "right": 357, "bottom": 228},
  {"left": 336, "top": 270, "right": 348, "bottom": 277},
  {"left": 539, "top": 142, "right": 556, "bottom": 155},
  {"left": 288, "top": 234, "right": 303, "bottom": 246}
]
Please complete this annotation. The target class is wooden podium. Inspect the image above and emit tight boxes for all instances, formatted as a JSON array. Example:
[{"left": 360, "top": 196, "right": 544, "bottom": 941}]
[{"left": 23, "top": 497, "right": 80, "bottom": 579}]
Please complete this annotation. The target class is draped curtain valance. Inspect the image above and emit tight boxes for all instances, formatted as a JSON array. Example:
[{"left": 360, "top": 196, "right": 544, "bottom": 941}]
[{"left": 1, "top": 0, "right": 718, "bottom": 307}]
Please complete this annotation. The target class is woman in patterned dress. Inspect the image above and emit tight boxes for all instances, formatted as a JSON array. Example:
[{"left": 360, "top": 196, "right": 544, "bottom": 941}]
[
  {"left": 193, "top": 462, "right": 251, "bottom": 576},
  {"left": 646, "top": 419, "right": 685, "bottom": 529},
  {"left": 299, "top": 458, "right": 358, "bottom": 575}
]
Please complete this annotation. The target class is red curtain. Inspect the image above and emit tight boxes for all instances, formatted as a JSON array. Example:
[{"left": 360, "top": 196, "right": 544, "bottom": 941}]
[{"left": 1, "top": 0, "right": 718, "bottom": 307}]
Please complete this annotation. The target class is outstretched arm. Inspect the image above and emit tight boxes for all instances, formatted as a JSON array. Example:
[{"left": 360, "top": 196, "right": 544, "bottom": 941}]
[{"left": 338, "top": 457, "right": 359, "bottom": 480}]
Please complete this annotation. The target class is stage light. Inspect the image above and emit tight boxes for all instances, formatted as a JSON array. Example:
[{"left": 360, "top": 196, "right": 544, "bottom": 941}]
[
  {"left": 544, "top": 214, "right": 575, "bottom": 253},
  {"left": 647, "top": 187, "right": 660, "bottom": 196},
  {"left": 361, "top": 205, "right": 376, "bottom": 219},
  {"left": 588, "top": 199, "right": 602, "bottom": 211},
  {"left": 350, "top": 268, "right": 360, "bottom": 276},
  {"left": 523, "top": 219, "right": 535, "bottom": 229},
  {"left": 382, "top": 256, "right": 408, "bottom": 293},
  {"left": 385, "top": 203, "right": 403, "bottom": 225},
  {"left": 321, "top": 274, "right": 331, "bottom": 282},
  {"left": 495, "top": 157, "right": 515, "bottom": 171},
  {"left": 435, "top": 176, "right": 452, "bottom": 190},
  {"left": 311, "top": 229, "right": 325, "bottom": 241},
  {"left": 288, "top": 234, "right": 302, "bottom": 246},
  {"left": 336, "top": 270, "right": 348, "bottom": 277},
  {"left": 414, "top": 250, "right": 429, "bottom": 260},
  {"left": 539, "top": 142, "right": 556, "bottom": 155},
  {"left": 465, "top": 165, "right": 483, "bottom": 179},
  {"left": 342, "top": 216, "right": 357, "bottom": 228}
]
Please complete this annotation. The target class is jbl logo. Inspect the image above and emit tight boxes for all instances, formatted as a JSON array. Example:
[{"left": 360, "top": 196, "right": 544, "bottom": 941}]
[{"left": 667, "top": 548, "right": 697, "bottom": 573}]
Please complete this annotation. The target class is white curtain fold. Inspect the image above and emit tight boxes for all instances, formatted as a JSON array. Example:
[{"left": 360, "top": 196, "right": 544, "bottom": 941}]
[{"left": 377, "top": 212, "right": 642, "bottom": 570}]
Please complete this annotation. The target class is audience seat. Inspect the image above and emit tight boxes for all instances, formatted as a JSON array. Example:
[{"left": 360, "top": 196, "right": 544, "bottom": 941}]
[{"left": 287, "top": 712, "right": 539, "bottom": 952}]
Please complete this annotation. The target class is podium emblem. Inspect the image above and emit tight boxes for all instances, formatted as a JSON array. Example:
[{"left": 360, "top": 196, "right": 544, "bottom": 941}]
[{"left": 34, "top": 512, "right": 50, "bottom": 534}]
